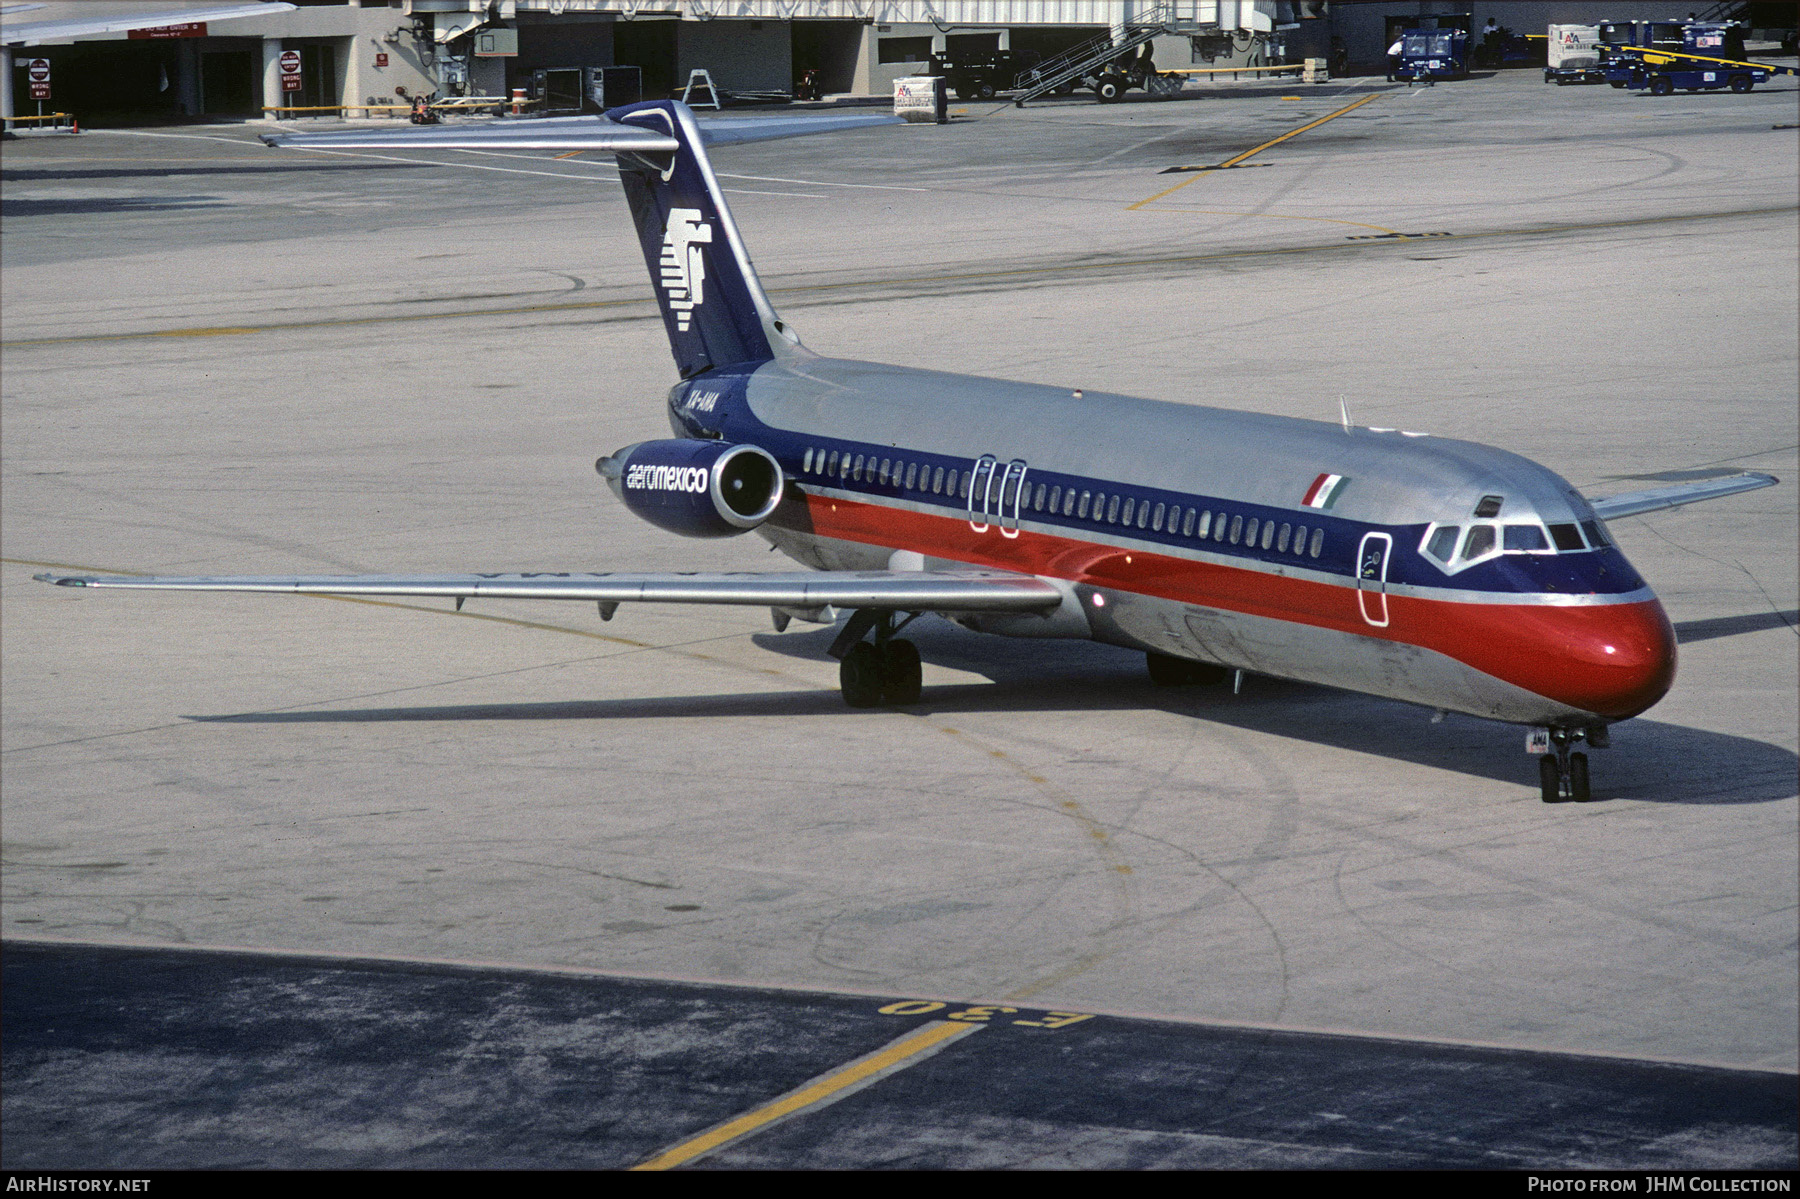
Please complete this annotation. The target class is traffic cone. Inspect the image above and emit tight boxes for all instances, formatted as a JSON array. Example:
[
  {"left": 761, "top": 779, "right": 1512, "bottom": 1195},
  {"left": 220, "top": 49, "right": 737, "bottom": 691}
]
[{"left": 70, "top": 117, "right": 79, "bottom": 134}]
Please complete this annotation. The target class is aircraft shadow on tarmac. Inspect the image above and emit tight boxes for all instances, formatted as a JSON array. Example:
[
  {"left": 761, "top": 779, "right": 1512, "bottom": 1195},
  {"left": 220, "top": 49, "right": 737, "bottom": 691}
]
[
  {"left": 1, "top": 163, "right": 429, "bottom": 183},
  {"left": 1, "top": 196, "right": 228, "bottom": 217},
  {"left": 188, "top": 615, "right": 1797, "bottom": 806}
]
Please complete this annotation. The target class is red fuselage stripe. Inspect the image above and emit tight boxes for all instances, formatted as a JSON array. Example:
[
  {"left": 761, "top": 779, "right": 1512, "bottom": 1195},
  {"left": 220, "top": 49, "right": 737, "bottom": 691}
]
[{"left": 786, "top": 491, "right": 1676, "bottom": 719}]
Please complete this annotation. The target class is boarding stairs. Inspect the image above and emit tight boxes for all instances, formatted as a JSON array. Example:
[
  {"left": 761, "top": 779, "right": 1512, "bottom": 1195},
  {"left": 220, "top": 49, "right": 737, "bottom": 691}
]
[{"left": 1011, "top": 1, "right": 1231, "bottom": 105}]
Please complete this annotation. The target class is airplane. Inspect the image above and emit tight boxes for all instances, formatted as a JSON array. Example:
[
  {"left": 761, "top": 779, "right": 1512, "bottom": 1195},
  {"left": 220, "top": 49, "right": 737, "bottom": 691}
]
[{"left": 34, "top": 100, "right": 1778, "bottom": 805}]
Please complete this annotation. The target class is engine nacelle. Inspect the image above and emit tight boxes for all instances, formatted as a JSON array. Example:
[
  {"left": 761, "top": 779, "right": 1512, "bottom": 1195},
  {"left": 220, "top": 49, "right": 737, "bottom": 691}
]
[{"left": 597, "top": 439, "right": 783, "bottom": 538}]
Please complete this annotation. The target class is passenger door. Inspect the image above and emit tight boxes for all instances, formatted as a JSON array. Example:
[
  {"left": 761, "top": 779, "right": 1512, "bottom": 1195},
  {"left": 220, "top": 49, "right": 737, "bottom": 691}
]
[{"left": 1357, "top": 532, "right": 1392, "bottom": 628}]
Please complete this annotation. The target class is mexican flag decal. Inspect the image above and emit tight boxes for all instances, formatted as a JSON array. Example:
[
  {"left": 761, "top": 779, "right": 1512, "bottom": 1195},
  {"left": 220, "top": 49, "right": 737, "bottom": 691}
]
[{"left": 1302, "top": 473, "right": 1348, "bottom": 509}]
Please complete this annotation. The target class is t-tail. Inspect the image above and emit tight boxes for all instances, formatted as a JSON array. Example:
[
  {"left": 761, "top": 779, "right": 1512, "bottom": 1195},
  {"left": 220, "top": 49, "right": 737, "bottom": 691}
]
[
  {"left": 605, "top": 101, "right": 797, "bottom": 379},
  {"left": 254, "top": 101, "right": 901, "bottom": 378}
]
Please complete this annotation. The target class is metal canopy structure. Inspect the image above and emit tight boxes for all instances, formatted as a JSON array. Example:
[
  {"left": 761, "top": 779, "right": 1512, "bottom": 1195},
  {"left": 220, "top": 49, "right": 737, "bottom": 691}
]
[{"left": 488, "top": 0, "right": 1270, "bottom": 29}]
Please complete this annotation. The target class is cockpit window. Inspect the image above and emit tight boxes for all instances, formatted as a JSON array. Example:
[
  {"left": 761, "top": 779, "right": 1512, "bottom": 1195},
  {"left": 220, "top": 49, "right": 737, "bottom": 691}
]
[
  {"left": 1580, "top": 519, "right": 1609, "bottom": 548},
  {"left": 1426, "top": 516, "right": 1583, "bottom": 574},
  {"left": 1461, "top": 524, "right": 1497, "bottom": 561},
  {"left": 1503, "top": 524, "right": 1549, "bottom": 552},
  {"left": 1548, "top": 523, "right": 1585, "bottom": 552},
  {"left": 1425, "top": 526, "right": 1459, "bottom": 564}
]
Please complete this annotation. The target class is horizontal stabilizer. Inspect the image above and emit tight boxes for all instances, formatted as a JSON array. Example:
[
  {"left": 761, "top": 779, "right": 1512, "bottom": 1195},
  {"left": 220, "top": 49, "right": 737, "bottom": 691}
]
[
  {"left": 1588, "top": 472, "right": 1778, "bottom": 521},
  {"left": 258, "top": 111, "right": 899, "bottom": 153},
  {"left": 33, "top": 570, "right": 1063, "bottom": 613},
  {"left": 258, "top": 118, "right": 679, "bottom": 153}
]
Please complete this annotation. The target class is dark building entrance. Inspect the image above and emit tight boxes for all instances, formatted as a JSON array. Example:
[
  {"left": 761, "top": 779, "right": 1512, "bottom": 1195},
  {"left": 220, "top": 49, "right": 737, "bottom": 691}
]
[
  {"left": 792, "top": 19, "right": 861, "bottom": 95},
  {"left": 200, "top": 48, "right": 256, "bottom": 115},
  {"left": 11, "top": 37, "right": 259, "bottom": 125},
  {"left": 613, "top": 18, "right": 677, "bottom": 101}
]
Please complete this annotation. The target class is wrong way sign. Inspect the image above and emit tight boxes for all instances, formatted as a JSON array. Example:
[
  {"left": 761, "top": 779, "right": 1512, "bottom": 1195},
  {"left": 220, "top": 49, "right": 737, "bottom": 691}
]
[{"left": 278, "top": 49, "right": 302, "bottom": 74}]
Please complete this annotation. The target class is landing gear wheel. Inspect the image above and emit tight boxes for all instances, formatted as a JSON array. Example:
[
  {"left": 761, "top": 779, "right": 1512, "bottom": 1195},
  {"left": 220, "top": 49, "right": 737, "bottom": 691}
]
[
  {"left": 880, "top": 639, "right": 922, "bottom": 705},
  {"left": 1568, "top": 752, "right": 1591, "bottom": 802},
  {"left": 1540, "top": 755, "right": 1565, "bottom": 803},
  {"left": 1729, "top": 74, "right": 1752, "bottom": 93},
  {"left": 1649, "top": 75, "right": 1673, "bottom": 95},
  {"left": 840, "top": 642, "right": 883, "bottom": 708}
]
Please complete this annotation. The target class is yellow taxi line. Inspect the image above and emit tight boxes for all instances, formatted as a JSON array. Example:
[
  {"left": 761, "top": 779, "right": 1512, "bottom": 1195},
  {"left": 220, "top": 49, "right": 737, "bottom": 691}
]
[
  {"left": 1127, "top": 92, "right": 1382, "bottom": 210},
  {"left": 630, "top": 1019, "right": 982, "bottom": 1170}
]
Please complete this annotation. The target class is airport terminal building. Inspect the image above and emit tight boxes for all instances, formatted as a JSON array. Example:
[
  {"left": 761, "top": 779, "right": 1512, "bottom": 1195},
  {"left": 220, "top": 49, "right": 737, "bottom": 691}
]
[{"left": 3, "top": 0, "right": 1793, "bottom": 127}]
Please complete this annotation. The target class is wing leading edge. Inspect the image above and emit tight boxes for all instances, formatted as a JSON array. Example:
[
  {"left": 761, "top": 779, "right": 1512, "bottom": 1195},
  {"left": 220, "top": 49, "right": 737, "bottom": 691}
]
[
  {"left": 1588, "top": 471, "right": 1778, "bottom": 521},
  {"left": 32, "top": 570, "right": 1064, "bottom": 613}
]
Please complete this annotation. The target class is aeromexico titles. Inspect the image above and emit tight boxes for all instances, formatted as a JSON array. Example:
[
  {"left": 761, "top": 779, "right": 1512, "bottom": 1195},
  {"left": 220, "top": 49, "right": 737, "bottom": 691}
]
[{"left": 35, "top": 101, "right": 1775, "bottom": 803}]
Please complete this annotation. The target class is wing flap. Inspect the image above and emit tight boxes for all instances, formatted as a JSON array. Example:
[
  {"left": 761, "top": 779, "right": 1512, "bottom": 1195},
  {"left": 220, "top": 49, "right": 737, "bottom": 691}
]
[
  {"left": 1588, "top": 471, "right": 1778, "bottom": 521},
  {"left": 33, "top": 569, "right": 1063, "bottom": 612}
]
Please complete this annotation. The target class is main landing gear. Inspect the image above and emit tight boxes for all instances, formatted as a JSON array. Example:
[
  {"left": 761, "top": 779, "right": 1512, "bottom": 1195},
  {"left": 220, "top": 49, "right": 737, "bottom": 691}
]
[
  {"left": 831, "top": 609, "right": 923, "bottom": 708},
  {"left": 1535, "top": 724, "right": 1608, "bottom": 803}
]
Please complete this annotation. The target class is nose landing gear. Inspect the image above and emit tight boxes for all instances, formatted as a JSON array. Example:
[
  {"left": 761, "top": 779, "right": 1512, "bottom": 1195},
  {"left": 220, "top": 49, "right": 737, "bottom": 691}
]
[
  {"left": 831, "top": 609, "right": 924, "bottom": 708},
  {"left": 1534, "top": 724, "right": 1606, "bottom": 803}
]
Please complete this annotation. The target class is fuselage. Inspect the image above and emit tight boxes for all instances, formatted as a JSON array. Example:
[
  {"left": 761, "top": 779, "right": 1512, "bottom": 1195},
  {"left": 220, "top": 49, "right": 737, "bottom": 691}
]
[{"left": 663, "top": 350, "right": 1676, "bottom": 729}]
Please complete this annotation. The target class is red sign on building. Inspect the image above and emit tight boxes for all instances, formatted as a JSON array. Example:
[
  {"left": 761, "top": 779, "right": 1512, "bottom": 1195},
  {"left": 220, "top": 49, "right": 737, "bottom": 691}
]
[
  {"left": 128, "top": 22, "right": 208, "bottom": 39},
  {"left": 279, "top": 49, "right": 303, "bottom": 93}
]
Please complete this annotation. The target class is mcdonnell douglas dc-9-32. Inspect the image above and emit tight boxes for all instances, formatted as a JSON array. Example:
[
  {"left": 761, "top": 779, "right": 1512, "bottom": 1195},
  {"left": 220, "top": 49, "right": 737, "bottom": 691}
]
[{"left": 34, "top": 101, "right": 1777, "bottom": 804}]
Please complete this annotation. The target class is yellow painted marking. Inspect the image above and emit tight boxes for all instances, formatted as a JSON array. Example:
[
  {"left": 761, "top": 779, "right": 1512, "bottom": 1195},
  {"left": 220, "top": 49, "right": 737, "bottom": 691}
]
[
  {"left": 1626, "top": 48, "right": 1791, "bottom": 71},
  {"left": 630, "top": 1019, "right": 978, "bottom": 1170},
  {"left": 1128, "top": 92, "right": 1382, "bottom": 210},
  {"left": 552, "top": 150, "right": 585, "bottom": 159}
]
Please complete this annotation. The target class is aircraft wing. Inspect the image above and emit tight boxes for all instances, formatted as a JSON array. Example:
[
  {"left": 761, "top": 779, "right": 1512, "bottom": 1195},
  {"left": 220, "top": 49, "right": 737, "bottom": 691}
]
[
  {"left": 1587, "top": 471, "right": 1778, "bottom": 521},
  {"left": 32, "top": 569, "right": 1063, "bottom": 613},
  {"left": 257, "top": 112, "right": 900, "bottom": 153}
]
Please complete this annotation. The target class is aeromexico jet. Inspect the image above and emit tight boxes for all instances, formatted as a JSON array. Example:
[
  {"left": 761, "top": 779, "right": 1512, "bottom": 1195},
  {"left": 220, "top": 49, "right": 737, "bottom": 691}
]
[{"left": 35, "top": 101, "right": 1776, "bottom": 803}]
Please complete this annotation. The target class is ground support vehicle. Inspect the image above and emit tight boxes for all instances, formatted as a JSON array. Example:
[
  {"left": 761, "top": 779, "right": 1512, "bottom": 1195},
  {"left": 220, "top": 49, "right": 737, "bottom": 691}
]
[
  {"left": 927, "top": 51, "right": 1039, "bottom": 100},
  {"left": 1597, "top": 21, "right": 1686, "bottom": 87},
  {"left": 1595, "top": 21, "right": 1789, "bottom": 93},
  {"left": 1013, "top": 49, "right": 1175, "bottom": 103},
  {"left": 1389, "top": 28, "right": 1469, "bottom": 82},
  {"left": 1628, "top": 56, "right": 1775, "bottom": 93},
  {"left": 1544, "top": 24, "right": 1607, "bottom": 84}
]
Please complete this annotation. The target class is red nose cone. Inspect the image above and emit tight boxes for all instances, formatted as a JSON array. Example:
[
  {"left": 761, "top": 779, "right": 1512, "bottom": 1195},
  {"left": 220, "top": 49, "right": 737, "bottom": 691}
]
[{"left": 1540, "top": 599, "right": 1678, "bottom": 719}]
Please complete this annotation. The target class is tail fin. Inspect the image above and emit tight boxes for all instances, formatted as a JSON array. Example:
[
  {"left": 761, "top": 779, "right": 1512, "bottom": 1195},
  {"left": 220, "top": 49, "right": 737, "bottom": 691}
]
[
  {"left": 261, "top": 101, "right": 902, "bottom": 378},
  {"left": 606, "top": 101, "right": 796, "bottom": 379}
]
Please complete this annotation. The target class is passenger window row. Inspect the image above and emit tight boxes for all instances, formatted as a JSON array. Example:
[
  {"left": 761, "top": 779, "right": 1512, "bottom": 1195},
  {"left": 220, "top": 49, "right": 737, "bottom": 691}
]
[
  {"left": 797, "top": 447, "right": 1325, "bottom": 560},
  {"left": 801, "top": 446, "right": 970, "bottom": 498}
]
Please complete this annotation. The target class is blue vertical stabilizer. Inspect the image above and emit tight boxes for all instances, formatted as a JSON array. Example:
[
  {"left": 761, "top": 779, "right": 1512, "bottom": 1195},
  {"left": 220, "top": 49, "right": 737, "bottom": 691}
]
[{"left": 606, "top": 101, "right": 790, "bottom": 379}]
